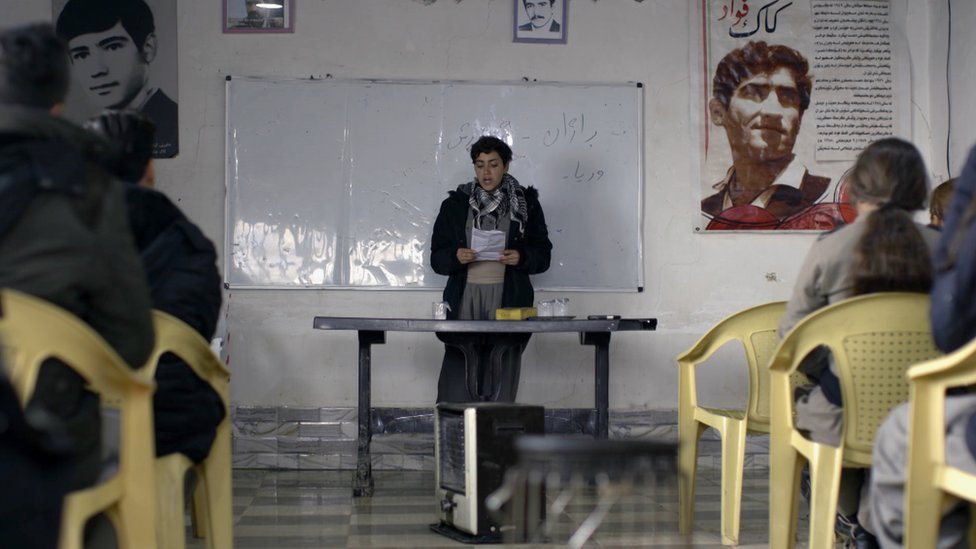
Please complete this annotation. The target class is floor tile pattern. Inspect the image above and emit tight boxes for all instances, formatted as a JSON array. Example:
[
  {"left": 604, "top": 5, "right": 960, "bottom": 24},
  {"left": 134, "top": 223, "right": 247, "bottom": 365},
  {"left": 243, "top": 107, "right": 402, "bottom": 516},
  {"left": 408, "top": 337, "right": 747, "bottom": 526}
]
[
  {"left": 232, "top": 406, "right": 772, "bottom": 473},
  {"left": 187, "top": 466, "right": 805, "bottom": 548}
]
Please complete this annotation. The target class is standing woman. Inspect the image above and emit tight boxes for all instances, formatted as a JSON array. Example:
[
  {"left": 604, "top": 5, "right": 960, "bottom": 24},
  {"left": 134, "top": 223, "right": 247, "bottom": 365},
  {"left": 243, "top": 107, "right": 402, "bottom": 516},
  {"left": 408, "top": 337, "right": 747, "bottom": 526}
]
[{"left": 430, "top": 136, "right": 552, "bottom": 402}]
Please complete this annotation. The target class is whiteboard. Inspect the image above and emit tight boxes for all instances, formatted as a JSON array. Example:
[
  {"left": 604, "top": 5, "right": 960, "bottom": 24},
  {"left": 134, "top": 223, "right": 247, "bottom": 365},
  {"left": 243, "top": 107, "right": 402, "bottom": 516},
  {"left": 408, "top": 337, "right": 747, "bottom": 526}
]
[{"left": 225, "top": 77, "right": 644, "bottom": 290}]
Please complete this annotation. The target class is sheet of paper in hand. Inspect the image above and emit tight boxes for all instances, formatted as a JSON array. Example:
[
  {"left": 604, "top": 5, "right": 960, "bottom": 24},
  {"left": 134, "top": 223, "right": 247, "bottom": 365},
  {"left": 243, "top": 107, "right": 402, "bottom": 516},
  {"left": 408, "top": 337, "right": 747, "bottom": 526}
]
[{"left": 471, "top": 228, "right": 506, "bottom": 261}]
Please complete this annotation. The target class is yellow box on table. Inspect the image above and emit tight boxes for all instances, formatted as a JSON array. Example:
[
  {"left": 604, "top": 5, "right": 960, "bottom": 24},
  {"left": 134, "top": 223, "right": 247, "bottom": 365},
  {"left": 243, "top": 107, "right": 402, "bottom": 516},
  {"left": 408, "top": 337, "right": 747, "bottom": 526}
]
[{"left": 494, "top": 307, "right": 537, "bottom": 320}]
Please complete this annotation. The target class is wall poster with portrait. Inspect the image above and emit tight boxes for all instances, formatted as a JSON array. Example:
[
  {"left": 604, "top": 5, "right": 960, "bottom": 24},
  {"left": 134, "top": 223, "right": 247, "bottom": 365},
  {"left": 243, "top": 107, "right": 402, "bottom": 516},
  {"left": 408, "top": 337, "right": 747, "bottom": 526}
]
[
  {"left": 693, "top": 0, "right": 909, "bottom": 232},
  {"left": 224, "top": 0, "right": 294, "bottom": 33},
  {"left": 52, "top": 0, "right": 179, "bottom": 158},
  {"left": 514, "top": 0, "right": 567, "bottom": 44}
]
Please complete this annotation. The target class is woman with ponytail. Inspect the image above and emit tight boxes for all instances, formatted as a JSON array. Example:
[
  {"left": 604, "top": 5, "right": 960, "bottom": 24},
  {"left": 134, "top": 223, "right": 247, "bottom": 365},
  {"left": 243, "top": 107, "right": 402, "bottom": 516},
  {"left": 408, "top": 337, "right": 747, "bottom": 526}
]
[
  {"left": 779, "top": 138, "right": 941, "bottom": 547},
  {"left": 868, "top": 146, "right": 976, "bottom": 549}
]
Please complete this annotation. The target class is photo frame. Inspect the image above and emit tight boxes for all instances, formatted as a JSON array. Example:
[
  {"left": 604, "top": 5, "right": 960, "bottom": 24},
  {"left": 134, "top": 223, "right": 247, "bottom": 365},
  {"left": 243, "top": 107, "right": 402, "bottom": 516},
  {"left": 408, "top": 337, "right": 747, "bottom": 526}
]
[
  {"left": 223, "top": 0, "right": 294, "bottom": 33},
  {"left": 513, "top": 0, "right": 567, "bottom": 44},
  {"left": 53, "top": 0, "right": 180, "bottom": 157}
]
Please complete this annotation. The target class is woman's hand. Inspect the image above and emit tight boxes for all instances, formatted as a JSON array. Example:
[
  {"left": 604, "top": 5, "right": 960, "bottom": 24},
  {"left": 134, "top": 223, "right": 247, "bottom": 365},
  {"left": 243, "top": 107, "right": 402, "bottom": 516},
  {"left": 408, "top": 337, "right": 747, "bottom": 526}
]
[
  {"left": 499, "top": 249, "right": 520, "bottom": 266},
  {"left": 456, "top": 247, "right": 478, "bottom": 264}
]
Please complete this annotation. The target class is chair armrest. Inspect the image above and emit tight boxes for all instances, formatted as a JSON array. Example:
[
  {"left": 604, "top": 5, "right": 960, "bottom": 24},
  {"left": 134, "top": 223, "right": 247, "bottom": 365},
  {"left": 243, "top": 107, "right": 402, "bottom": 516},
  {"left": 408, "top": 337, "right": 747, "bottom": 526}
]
[
  {"left": 908, "top": 336, "right": 976, "bottom": 388},
  {"left": 677, "top": 301, "right": 787, "bottom": 370}
]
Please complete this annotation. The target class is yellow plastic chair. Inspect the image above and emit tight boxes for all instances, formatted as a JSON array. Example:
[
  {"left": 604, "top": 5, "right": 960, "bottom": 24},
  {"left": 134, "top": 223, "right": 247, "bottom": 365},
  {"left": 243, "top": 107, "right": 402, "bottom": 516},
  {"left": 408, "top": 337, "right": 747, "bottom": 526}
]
[
  {"left": 767, "top": 292, "right": 941, "bottom": 549},
  {"left": 904, "top": 334, "right": 976, "bottom": 547},
  {"left": 146, "top": 310, "right": 232, "bottom": 549},
  {"left": 676, "top": 300, "right": 786, "bottom": 545},
  {"left": 0, "top": 288, "right": 157, "bottom": 549}
]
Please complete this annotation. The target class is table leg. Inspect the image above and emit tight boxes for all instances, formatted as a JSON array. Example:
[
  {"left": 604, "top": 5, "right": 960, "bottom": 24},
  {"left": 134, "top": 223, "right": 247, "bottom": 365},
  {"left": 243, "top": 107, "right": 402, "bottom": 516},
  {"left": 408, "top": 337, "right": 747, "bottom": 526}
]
[
  {"left": 355, "top": 330, "right": 385, "bottom": 497},
  {"left": 581, "top": 332, "right": 611, "bottom": 438}
]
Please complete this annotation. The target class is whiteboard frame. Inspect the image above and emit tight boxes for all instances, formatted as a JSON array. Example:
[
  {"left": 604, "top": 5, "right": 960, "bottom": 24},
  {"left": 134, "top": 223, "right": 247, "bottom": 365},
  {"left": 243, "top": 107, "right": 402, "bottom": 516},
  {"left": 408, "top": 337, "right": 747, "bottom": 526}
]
[{"left": 224, "top": 76, "right": 645, "bottom": 292}]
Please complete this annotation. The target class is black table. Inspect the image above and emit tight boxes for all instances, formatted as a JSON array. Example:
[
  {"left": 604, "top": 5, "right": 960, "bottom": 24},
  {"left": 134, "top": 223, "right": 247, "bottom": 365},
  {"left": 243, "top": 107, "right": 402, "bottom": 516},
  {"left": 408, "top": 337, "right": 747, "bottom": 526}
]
[{"left": 311, "top": 317, "right": 657, "bottom": 496}]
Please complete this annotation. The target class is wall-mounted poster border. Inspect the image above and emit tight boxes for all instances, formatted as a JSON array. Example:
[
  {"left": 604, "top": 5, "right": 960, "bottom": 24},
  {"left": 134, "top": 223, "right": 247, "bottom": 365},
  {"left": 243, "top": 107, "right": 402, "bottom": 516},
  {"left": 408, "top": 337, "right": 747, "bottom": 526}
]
[
  {"left": 224, "top": 0, "right": 295, "bottom": 33},
  {"left": 52, "top": 0, "right": 179, "bottom": 158},
  {"left": 692, "top": 0, "right": 909, "bottom": 233},
  {"left": 514, "top": 0, "right": 567, "bottom": 44}
]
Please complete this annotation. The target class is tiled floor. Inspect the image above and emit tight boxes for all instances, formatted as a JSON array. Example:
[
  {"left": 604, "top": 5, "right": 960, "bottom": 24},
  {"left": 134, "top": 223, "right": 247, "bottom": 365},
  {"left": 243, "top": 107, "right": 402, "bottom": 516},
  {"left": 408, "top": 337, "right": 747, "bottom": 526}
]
[{"left": 187, "top": 466, "right": 797, "bottom": 548}]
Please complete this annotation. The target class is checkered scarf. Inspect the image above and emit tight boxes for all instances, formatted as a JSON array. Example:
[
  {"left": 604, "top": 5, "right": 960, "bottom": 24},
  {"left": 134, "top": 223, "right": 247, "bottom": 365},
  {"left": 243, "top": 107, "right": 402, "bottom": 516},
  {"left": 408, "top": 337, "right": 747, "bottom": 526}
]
[{"left": 466, "top": 173, "right": 528, "bottom": 234}]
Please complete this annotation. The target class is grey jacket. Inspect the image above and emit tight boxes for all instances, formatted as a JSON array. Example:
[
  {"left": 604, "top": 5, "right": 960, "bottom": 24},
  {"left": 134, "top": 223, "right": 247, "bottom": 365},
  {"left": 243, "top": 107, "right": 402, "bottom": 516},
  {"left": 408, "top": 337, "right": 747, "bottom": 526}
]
[{"left": 779, "top": 216, "right": 941, "bottom": 338}]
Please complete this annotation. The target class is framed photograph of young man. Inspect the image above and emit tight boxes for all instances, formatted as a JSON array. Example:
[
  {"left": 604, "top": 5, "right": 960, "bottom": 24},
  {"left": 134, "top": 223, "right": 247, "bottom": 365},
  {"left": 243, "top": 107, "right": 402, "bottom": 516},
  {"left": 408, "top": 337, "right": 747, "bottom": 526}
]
[
  {"left": 224, "top": 0, "right": 295, "bottom": 33},
  {"left": 53, "top": 0, "right": 180, "bottom": 158},
  {"left": 514, "top": 0, "right": 567, "bottom": 44}
]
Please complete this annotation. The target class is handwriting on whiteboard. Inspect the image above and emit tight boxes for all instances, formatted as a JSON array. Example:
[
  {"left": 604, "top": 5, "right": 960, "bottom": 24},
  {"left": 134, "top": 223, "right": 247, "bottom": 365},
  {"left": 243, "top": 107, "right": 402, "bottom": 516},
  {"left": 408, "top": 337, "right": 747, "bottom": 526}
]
[
  {"left": 446, "top": 112, "right": 599, "bottom": 150},
  {"left": 445, "top": 112, "right": 605, "bottom": 183}
]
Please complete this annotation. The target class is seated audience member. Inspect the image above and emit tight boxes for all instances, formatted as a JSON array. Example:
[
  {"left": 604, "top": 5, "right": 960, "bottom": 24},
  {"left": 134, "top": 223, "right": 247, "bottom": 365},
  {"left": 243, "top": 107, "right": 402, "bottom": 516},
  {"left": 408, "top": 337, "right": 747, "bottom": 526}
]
[
  {"left": 868, "top": 147, "right": 976, "bottom": 548},
  {"left": 0, "top": 23, "right": 153, "bottom": 494},
  {"left": 85, "top": 109, "right": 224, "bottom": 463},
  {"left": 928, "top": 178, "right": 955, "bottom": 230},
  {"left": 779, "top": 138, "right": 940, "bottom": 548},
  {"left": 0, "top": 365, "right": 74, "bottom": 549}
]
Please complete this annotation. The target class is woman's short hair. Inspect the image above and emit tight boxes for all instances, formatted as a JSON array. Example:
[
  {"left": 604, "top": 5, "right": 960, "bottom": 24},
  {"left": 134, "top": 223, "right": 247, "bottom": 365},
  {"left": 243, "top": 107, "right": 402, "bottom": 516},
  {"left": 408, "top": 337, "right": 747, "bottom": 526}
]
[
  {"left": 84, "top": 109, "right": 156, "bottom": 183},
  {"left": 846, "top": 137, "right": 928, "bottom": 211},
  {"left": 930, "top": 178, "right": 956, "bottom": 223},
  {"left": 470, "top": 136, "right": 512, "bottom": 165}
]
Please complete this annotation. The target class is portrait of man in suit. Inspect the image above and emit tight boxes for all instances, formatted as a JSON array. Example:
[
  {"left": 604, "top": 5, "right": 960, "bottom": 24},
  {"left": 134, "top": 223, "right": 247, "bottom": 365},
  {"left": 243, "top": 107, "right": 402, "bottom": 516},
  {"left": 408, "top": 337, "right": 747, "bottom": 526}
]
[
  {"left": 55, "top": 0, "right": 179, "bottom": 157},
  {"left": 701, "top": 41, "right": 838, "bottom": 230},
  {"left": 514, "top": 0, "right": 565, "bottom": 43},
  {"left": 518, "top": 0, "right": 561, "bottom": 33}
]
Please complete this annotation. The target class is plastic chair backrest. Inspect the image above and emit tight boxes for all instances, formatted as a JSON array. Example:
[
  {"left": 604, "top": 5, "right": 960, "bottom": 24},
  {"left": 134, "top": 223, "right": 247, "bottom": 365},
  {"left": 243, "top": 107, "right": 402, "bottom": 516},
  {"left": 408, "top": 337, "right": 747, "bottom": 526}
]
[
  {"left": 772, "top": 292, "right": 940, "bottom": 463},
  {"left": 677, "top": 301, "right": 786, "bottom": 430},
  {"left": 147, "top": 310, "right": 232, "bottom": 549},
  {"left": 904, "top": 334, "right": 976, "bottom": 547},
  {"left": 0, "top": 288, "right": 157, "bottom": 549},
  {"left": 145, "top": 310, "right": 229, "bottom": 407},
  {"left": 752, "top": 325, "right": 785, "bottom": 423},
  {"left": 0, "top": 288, "right": 152, "bottom": 406}
]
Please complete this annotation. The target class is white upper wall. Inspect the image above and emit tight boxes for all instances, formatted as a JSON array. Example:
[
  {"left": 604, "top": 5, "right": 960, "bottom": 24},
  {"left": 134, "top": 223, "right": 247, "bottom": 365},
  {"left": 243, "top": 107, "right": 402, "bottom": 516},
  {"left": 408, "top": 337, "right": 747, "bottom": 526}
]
[
  {"left": 944, "top": 0, "right": 976, "bottom": 175},
  {"left": 5, "top": 0, "right": 959, "bottom": 410}
]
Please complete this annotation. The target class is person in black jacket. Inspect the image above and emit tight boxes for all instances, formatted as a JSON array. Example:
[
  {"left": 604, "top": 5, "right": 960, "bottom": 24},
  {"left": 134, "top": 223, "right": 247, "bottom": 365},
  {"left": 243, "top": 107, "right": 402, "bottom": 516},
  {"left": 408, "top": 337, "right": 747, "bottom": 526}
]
[
  {"left": 0, "top": 22, "right": 154, "bottom": 496},
  {"left": 429, "top": 136, "right": 552, "bottom": 402},
  {"left": 0, "top": 23, "right": 155, "bottom": 548},
  {"left": 85, "top": 109, "right": 224, "bottom": 463}
]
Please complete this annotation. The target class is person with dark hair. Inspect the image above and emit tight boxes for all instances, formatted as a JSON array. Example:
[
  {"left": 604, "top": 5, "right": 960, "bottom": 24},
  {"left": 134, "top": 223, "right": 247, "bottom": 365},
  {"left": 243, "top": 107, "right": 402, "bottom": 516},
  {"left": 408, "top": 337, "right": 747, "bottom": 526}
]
[
  {"left": 702, "top": 41, "right": 833, "bottom": 229},
  {"left": 0, "top": 17, "right": 153, "bottom": 512},
  {"left": 867, "top": 148, "right": 976, "bottom": 548},
  {"left": 779, "top": 138, "right": 940, "bottom": 547},
  {"left": 56, "top": 0, "right": 178, "bottom": 157},
  {"left": 928, "top": 178, "right": 956, "bottom": 230},
  {"left": 780, "top": 138, "right": 938, "bottom": 335},
  {"left": 86, "top": 108, "right": 156, "bottom": 183},
  {"left": 84, "top": 109, "right": 224, "bottom": 464},
  {"left": 518, "top": 0, "right": 561, "bottom": 33},
  {"left": 430, "top": 135, "right": 552, "bottom": 402}
]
